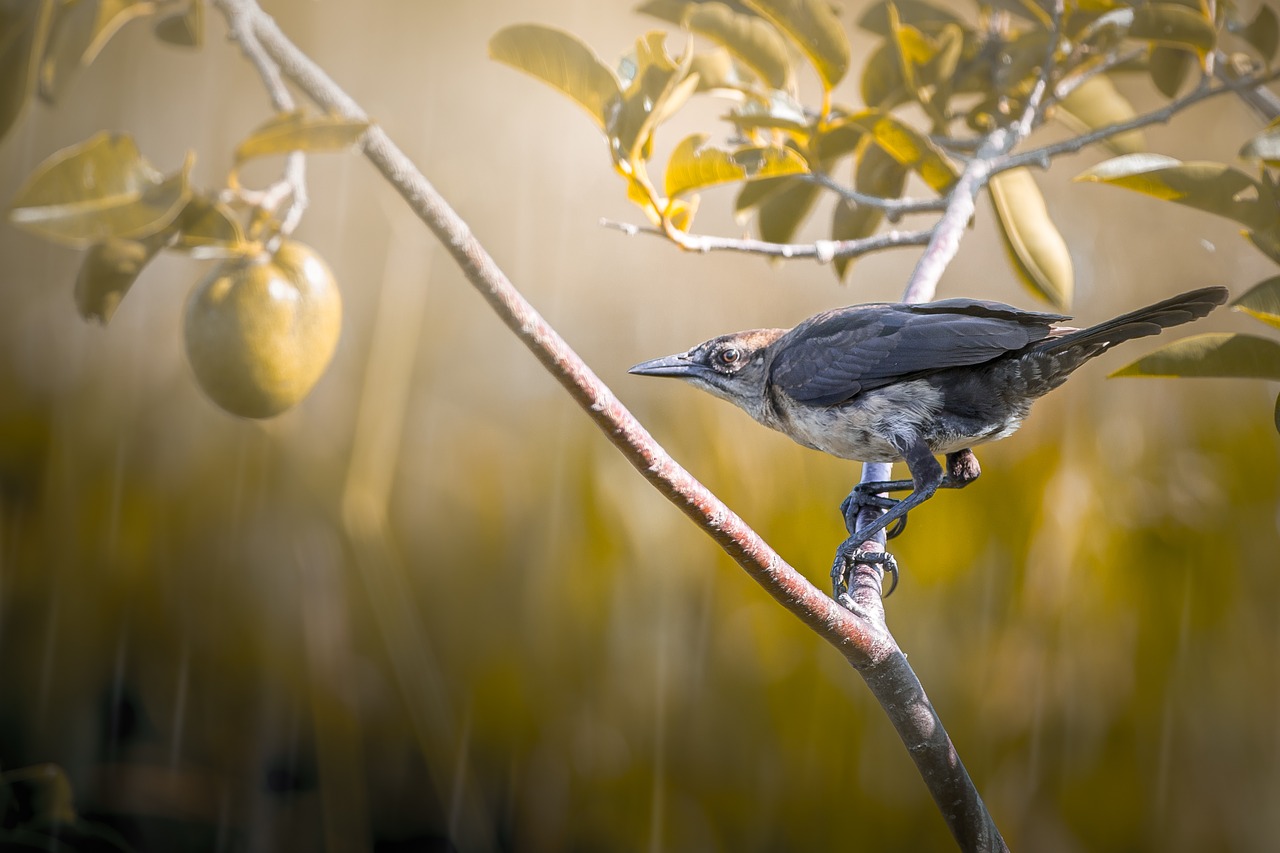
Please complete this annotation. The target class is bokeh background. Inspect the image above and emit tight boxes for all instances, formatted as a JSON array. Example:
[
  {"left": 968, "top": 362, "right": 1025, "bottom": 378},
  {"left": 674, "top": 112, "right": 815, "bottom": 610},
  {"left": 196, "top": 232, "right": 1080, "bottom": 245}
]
[{"left": 2, "top": 2, "right": 1279, "bottom": 850}]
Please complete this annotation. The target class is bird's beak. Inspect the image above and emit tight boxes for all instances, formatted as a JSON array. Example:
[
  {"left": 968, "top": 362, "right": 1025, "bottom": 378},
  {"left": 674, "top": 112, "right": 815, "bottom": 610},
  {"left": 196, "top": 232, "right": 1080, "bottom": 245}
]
[{"left": 628, "top": 352, "right": 697, "bottom": 378}]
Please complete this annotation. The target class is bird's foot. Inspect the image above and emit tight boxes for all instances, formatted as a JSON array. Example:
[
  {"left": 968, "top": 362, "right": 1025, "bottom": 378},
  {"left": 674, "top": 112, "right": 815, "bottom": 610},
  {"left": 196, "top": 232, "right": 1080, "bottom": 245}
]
[
  {"left": 831, "top": 539, "right": 899, "bottom": 602},
  {"left": 840, "top": 483, "right": 911, "bottom": 540}
]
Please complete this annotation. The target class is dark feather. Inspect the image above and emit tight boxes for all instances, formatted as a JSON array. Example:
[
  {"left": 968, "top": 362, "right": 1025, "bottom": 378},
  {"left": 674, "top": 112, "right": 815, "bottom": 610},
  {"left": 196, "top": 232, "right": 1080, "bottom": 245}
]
[{"left": 770, "top": 300, "right": 1063, "bottom": 406}]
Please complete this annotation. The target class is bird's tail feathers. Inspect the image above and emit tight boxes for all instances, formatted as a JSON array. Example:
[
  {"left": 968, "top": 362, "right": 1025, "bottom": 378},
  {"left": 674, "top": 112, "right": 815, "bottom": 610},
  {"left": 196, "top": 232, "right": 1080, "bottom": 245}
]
[{"left": 1035, "top": 286, "right": 1228, "bottom": 357}]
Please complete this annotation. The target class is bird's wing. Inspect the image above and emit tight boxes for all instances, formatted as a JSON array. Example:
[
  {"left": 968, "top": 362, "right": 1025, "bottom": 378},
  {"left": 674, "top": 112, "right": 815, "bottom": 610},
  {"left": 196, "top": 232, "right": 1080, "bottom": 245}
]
[{"left": 770, "top": 300, "right": 1066, "bottom": 406}]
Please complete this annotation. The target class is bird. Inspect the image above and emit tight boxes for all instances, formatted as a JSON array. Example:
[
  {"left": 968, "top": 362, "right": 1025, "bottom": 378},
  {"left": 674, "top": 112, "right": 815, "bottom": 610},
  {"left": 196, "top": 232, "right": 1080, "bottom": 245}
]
[{"left": 629, "top": 286, "right": 1228, "bottom": 597}]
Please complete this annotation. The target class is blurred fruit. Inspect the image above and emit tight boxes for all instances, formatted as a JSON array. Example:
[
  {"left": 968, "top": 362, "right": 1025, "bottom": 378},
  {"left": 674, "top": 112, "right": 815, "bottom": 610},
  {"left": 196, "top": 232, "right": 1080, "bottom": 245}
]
[{"left": 184, "top": 240, "right": 341, "bottom": 418}]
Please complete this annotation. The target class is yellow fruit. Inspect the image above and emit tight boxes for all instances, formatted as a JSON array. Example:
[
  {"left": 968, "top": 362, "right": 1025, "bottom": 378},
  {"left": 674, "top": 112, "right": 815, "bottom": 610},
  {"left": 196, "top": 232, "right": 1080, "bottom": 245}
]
[{"left": 184, "top": 241, "right": 341, "bottom": 418}]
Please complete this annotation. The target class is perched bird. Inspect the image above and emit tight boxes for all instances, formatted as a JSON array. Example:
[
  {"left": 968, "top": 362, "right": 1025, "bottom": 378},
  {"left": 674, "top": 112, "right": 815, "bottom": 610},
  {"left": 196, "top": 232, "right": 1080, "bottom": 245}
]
[{"left": 630, "top": 286, "right": 1228, "bottom": 595}]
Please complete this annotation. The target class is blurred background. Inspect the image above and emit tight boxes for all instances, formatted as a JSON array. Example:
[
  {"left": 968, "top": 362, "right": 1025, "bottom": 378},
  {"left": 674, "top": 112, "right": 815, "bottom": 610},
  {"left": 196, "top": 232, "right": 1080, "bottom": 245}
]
[{"left": 1, "top": 1, "right": 1278, "bottom": 850}]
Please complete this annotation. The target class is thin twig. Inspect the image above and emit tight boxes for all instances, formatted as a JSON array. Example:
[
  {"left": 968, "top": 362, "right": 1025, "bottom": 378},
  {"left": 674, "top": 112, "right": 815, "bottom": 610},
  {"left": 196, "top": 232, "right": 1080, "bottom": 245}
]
[
  {"left": 600, "top": 217, "right": 934, "bottom": 261},
  {"left": 806, "top": 171, "right": 949, "bottom": 218}
]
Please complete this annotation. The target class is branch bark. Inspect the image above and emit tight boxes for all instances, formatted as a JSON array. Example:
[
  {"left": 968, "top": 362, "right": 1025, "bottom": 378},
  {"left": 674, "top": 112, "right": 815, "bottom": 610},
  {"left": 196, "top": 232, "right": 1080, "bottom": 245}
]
[{"left": 211, "top": 1, "right": 1008, "bottom": 849}]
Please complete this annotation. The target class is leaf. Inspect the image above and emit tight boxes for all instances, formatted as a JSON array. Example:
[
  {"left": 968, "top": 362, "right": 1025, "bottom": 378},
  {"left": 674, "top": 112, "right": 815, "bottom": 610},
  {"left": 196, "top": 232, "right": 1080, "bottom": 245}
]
[
  {"left": 1148, "top": 46, "right": 1193, "bottom": 98},
  {"left": 811, "top": 114, "right": 869, "bottom": 161},
  {"left": 1053, "top": 74, "right": 1146, "bottom": 155},
  {"left": 1234, "top": 4, "right": 1279, "bottom": 61},
  {"left": 0, "top": 764, "right": 77, "bottom": 826},
  {"left": 635, "top": 0, "right": 692, "bottom": 25},
  {"left": 1232, "top": 276, "right": 1280, "bottom": 329},
  {"left": 489, "top": 24, "right": 622, "bottom": 130},
  {"left": 74, "top": 237, "right": 160, "bottom": 323},
  {"left": 1239, "top": 124, "right": 1280, "bottom": 168},
  {"left": 685, "top": 2, "right": 791, "bottom": 89},
  {"left": 1275, "top": 391, "right": 1279, "bottom": 434},
  {"left": 1110, "top": 333, "right": 1280, "bottom": 379},
  {"left": 83, "top": 0, "right": 157, "bottom": 66},
  {"left": 857, "top": 0, "right": 961, "bottom": 36},
  {"left": 0, "top": 0, "right": 53, "bottom": 141},
  {"left": 989, "top": 168, "right": 1074, "bottom": 308},
  {"left": 233, "top": 110, "right": 370, "bottom": 164},
  {"left": 35, "top": 0, "right": 96, "bottom": 104},
  {"left": 664, "top": 133, "right": 805, "bottom": 197},
  {"left": 153, "top": 0, "right": 202, "bottom": 48},
  {"left": 1247, "top": 225, "right": 1280, "bottom": 265},
  {"left": 860, "top": 40, "right": 907, "bottom": 110},
  {"left": 743, "top": 0, "right": 850, "bottom": 90},
  {"left": 1076, "top": 154, "right": 1270, "bottom": 230},
  {"left": 852, "top": 112, "right": 957, "bottom": 192},
  {"left": 756, "top": 177, "right": 821, "bottom": 243},
  {"left": 171, "top": 196, "right": 247, "bottom": 257},
  {"left": 1129, "top": 3, "right": 1216, "bottom": 55},
  {"left": 832, "top": 141, "right": 907, "bottom": 280},
  {"left": 8, "top": 132, "right": 192, "bottom": 247},
  {"left": 611, "top": 32, "right": 696, "bottom": 164}
]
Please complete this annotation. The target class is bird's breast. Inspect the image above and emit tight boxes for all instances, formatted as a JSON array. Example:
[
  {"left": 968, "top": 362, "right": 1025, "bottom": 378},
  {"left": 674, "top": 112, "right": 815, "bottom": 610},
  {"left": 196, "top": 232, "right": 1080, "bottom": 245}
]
[{"left": 769, "top": 379, "right": 945, "bottom": 462}]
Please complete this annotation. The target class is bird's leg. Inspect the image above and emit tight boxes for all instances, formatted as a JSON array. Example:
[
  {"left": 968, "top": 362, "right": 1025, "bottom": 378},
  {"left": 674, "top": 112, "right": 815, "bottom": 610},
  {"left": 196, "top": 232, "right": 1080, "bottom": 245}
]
[
  {"left": 840, "top": 448, "right": 982, "bottom": 540},
  {"left": 832, "top": 437, "right": 945, "bottom": 600}
]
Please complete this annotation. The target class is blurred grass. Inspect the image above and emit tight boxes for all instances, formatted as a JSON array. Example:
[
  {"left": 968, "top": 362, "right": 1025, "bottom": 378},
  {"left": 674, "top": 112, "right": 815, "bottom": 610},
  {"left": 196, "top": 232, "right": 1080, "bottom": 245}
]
[{"left": 2, "top": 1, "right": 1280, "bottom": 851}]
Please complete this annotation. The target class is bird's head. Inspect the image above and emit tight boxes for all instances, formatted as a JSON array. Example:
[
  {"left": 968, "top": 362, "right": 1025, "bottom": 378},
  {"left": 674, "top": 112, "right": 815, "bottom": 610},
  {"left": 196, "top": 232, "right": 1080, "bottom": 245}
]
[{"left": 629, "top": 328, "right": 786, "bottom": 421}]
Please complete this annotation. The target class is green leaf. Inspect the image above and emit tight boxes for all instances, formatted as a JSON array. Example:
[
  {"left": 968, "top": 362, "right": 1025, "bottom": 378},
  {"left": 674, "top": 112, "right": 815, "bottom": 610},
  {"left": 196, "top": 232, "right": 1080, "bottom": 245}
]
[
  {"left": 489, "top": 24, "right": 622, "bottom": 130},
  {"left": 832, "top": 142, "right": 907, "bottom": 280},
  {"left": 1148, "top": 46, "right": 1193, "bottom": 98},
  {"left": 635, "top": 0, "right": 692, "bottom": 26},
  {"left": 857, "top": 1, "right": 961, "bottom": 36},
  {"left": 74, "top": 237, "right": 160, "bottom": 324},
  {"left": 860, "top": 40, "right": 907, "bottom": 110},
  {"left": 664, "top": 133, "right": 805, "bottom": 197},
  {"left": 685, "top": 2, "right": 791, "bottom": 89},
  {"left": 1247, "top": 225, "right": 1280, "bottom": 265},
  {"left": 171, "top": 197, "right": 247, "bottom": 258},
  {"left": 734, "top": 174, "right": 792, "bottom": 213},
  {"left": 1239, "top": 124, "right": 1280, "bottom": 168},
  {"left": 612, "top": 32, "right": 697, "bottom": 164},
  {"left": 1234, "top": 4, "right": 1278, "bottom": 61},
  {"left": 743, "top": 0, "right": 850, "bottom": 90},
  {"left": 852, "top": 112, "right": 956, "bottom": 192},
  {"left": 1130, "top": 3, "right": 1216, "bottom": 55},
  {"left": 1232, "top": 276, "right": 1280, "bottom": 329},
  {"left": 1274, "top": 391, "right": 1279, "bottom": 434},
  {"left": 1110, "top": 333, "right": 1280, "bottom": 379},
  {"left": 35, "top": 0, "right": 96, "bottom": 104},
  {"left": 233, "top": 110, "right": 370, "bottom": 164},
  {"left": 0, "top": 0, "right": 53, "bottom": 141},
  {"left": 811, "top": 114, "right": 870, "bottom": 161},
  {"left": 989, "top": 168, "right": 1074, "bottom": 309},
  {"left": 153, "top": 0, "right": 202, "bottom": 48},
  {"left": 757, "top": 177, "right": 821, "bottom": 244},
  {"left": 83, "top": 0, "right": 157, "bottom": 66},
  {"left": 1054, "top": 74, "right": 1146, "bottom": 155},
  {"left": 8, "top": 132, "right": 192, "bottom": 247},
  {"left": 1076, "top": 154, "right": 1270, "bottom": 230}
]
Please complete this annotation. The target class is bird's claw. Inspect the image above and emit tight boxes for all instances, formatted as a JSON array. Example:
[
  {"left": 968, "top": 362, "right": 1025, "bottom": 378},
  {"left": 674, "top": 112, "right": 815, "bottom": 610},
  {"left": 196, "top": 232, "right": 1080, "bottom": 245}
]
[
  {"left": 840, "top": 491, "right": 909, "bottom": 540},
  {"left": 831, "top": 543, "right": 900, "bottom": 601}
]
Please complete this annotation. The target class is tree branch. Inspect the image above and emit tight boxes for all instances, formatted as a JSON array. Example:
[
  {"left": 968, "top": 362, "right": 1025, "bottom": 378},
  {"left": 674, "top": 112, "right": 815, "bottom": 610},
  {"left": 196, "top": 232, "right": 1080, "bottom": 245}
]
[
  {"left": 209, "top": 1, "right": 1009, "bottom": 848},
  {"left": 599, "top": 217, "right": 933, "bottom": 261}
]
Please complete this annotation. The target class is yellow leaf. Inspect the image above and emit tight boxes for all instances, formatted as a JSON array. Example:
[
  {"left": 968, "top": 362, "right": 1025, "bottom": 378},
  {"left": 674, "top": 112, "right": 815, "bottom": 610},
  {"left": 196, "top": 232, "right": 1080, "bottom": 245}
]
[
  {"left": 1110, "top": 333, "right": 1280, "bottom": 379},
  {"left": 1232, "top": 276, "right": 1280, "bottom": 330},
  {"left": 1054, "top": 75, "right": 1145, "bottom": 155},
  {"left": 83, "top": 0, "right": 157, "bottom": 66},
  {"left": 1076, "top": 154, "right": 1270, "bottom": 230},
  {"left": 989, "top": 168, "right": 1074, "bottom": 309},
  {"left": 489, "top": 24, "right": 622, "bottom": 130},
  {"left": 743, "top": 0, "right": 850, "bottom": 90},
  {"left": 685, "top": 2, "right": 792, "bottom": 89},
  {"left": 0, "top": 0, "right": 53, "bottom": 140},
  {"left": 233, "top": 110, "right": 370, "bottom": 164}
]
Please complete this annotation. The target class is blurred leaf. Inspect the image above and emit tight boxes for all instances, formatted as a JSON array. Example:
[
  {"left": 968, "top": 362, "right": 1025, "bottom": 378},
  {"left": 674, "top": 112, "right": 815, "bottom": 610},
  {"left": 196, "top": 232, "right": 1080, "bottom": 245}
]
[
  {"left": 1247, "top": 224, "right": 1280, "bottom": 264},
  {"left": 0, "top": 764, "right": 77, "bottom": 825},
  {"left": 635, "top": 0, "right": 693, "bottom": 25},
  {"left": 0, "top": 0, "right": 53, "bottom": 140},
  {"left": 852, "top": 112, "right": 956, "bottom": 191},
  {"left": 1054, "top": 75, "right": 1146, "bottom": 155},
  {"left": 1148, "top": 46, "right": 1193, "bottom": 97},
  {"left": 992, "top": 27, "right": 1051, "bottom": 98},
  {"left": 734, "top": 173, "right": 791, "bottom": 213},
  {"left": 1076, "top": 154, "right": 1271, "bottom": 230},
  {"left": 860, "top": 40, "right": 907, "bottom": 109},
  {"left": 1233, "top": 4, "right": 1278, "bottom": 61},
  {"left": 755, "top": 176, "right": 820, "bottom": 243},
  {"left": 812, "top": 114, "right": 870, "bottom": 161},
  {"left": 686, "top": 2, "right": 791, "bottom": 89},
  {"left": 1130, "top": 3, "right": 1216, "bottom": 55},
  {"left": 9, "top": 132, "right": 192, "bottom": 247},
  {"left": 35, "top": 0, "right": 96, "bottom": 103},
  {"left": 611, "top": 32, "right": 695, "bottom": 163},
  {"left": 1232, "top": 276, "right": 1280, "bottom": 329},
  {"left": 1275, "top": 392, "right": 1280, "bottom": 433},
  {"left": 1239, "top": 123, "right": 1280, "bottom": 167},
  {"left": 664, "top": 133, "right": 805, "bottom": 197},
  {"left": 743, "top": 0, "right": 849, "bottom": 90},
  {"left": 74, "top": 236, "right": 160, "bottom": 323},
  {"left": 688, "top": 49, "right": 740, "bottom": 91},
  {"left": 83, "top": 0, "right": 156, "bottom": 66},
  {"left": 985, "top": 0, "right": 1052, "bottom": 25},
  {"left": 1110, "top": 332, "right": 1280, "bottom": 379},
  {"left": 857, "top": 0, "right": 961, "bottom": 36},
  {"left": 989, "top": 167, "right": 1074, "bottom": 308},
  {"left": 153, "top": 0, "right": 201, "bottom": 48},
  {"left": 832, "top": 142, "right": 906, "bottom": 280},
  {"left": 234, "top": 110, "right": 369, "bottom": 164},
  {"left": 172, "top": 196, "right": 248, "bottom": 257},
  {"left": 489, "top": 24, "right": 622, "bottom": 130}
]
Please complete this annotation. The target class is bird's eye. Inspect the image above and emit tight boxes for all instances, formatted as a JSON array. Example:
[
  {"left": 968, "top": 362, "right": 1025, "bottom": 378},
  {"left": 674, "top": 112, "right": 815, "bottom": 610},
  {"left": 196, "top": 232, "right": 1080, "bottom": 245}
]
[{"left": 718, "top": 347, "right": 741, "bottom": 366}]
